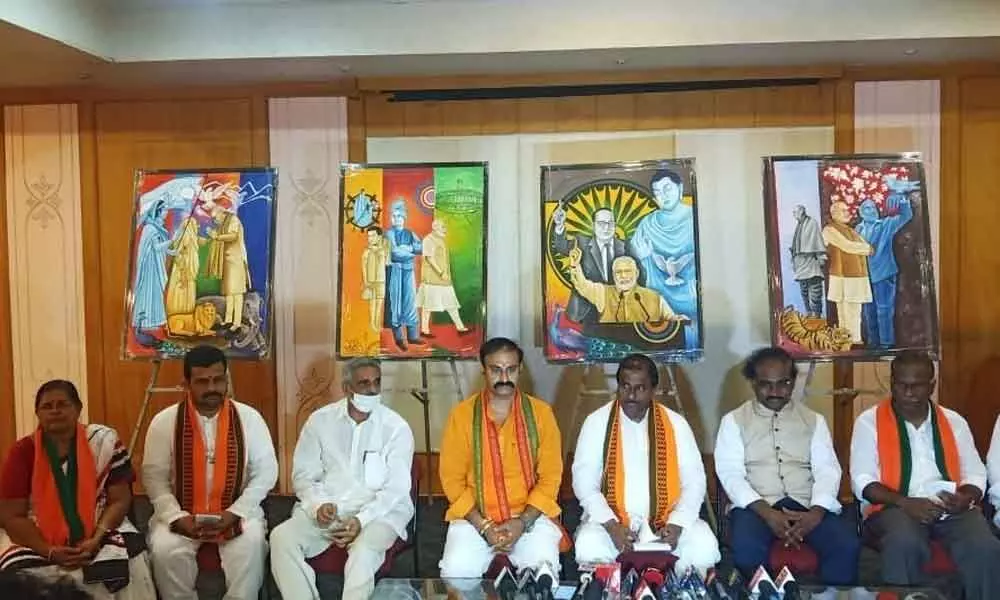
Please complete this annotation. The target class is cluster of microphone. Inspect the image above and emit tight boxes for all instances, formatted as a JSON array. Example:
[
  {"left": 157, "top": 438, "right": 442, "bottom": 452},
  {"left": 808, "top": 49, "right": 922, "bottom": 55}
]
[
  {"left": 493, "top": 561, "right": 558, "bottom": 600},
  {"left": 549, "top": 564, "right": 801, "bottom": 599}
]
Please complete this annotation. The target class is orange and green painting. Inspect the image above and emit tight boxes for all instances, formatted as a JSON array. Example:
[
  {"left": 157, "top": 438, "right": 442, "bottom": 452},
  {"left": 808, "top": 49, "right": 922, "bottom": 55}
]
[
  {"left": 337, "top": 163, "right": 488, "bottom": 359},
  {"left": 541, "top": 160, "right": 704, "bottom": 363}
]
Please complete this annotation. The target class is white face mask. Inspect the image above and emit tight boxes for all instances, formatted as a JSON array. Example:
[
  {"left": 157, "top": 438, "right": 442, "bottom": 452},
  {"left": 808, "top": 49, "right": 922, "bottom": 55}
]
[{"left": 351, "top": 392, "right": 382, "bottom": 413}]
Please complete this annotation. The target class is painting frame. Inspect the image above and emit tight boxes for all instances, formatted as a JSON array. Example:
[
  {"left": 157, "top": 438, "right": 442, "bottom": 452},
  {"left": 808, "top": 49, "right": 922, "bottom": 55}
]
[
  {"left": 540, "top": 159, "right": 705, "bottom": 364},
  {"left": 762, "top": 152, "right": 940, "bottom": 361},
  {"left": 335, "top": 161, "right": 490, "bottom": 361},
  {"left": 121, "top": 166, "right": 279, "bottom": 361}
]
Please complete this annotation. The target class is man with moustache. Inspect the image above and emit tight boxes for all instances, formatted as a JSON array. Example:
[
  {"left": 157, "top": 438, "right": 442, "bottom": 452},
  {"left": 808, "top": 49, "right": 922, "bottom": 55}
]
[
  {"left": 715, "top": 347, "right": 859, "bottom": 584},
  {"left": 851, "top": 350, "right": 1000, "bottom": 600},
  {"left": 572, "top": 354, "right": 720, "bottom": 575},
  {"left": 438, "top": 337, "right": 567, "bottom": 583},
  {"left": 270, "top": 358, "right": 414, "bottom": 600},
  {"left": 142, "top": 345, "right": 278, "bottom": 600}
]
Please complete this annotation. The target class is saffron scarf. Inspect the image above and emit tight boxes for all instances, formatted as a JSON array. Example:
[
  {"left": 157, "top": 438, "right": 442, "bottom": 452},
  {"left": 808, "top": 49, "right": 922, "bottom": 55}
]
[
  {"left": 601, "top": 401, "right": 680, "bottom": 531},
  {"left": 173, "top": 396, "right": 246, "bottom": 538},
  {"left": 867, "top": 399, "right": 960, "bottom": 516},
  {"left": 31, "top": 424, "right": 97, "bottom": 546},
  {"left": 472, "top": 389, "right": 539, "bottom": 523}
]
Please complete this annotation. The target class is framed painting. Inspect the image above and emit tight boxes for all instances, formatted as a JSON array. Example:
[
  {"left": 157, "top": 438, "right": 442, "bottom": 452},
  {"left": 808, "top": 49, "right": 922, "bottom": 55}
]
[
  {"left": 337, "top": 162, "right": 488, "bottom": 359},
  {"left": 122, "top": 168, "right": 277, "bottom": 359},
  {"left": 763, "top": 153, "right": 939, "bottom": 360},
  {"left": 541, "top": 160, "right": 704, "bottom": 363}
]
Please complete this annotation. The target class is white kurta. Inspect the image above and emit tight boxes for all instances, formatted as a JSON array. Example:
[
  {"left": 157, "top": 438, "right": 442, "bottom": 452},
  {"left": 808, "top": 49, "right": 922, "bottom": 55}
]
[
  {"left": 571, "top": 401, "right": 720, "bottom": 574},
  {"left": 987, "top": 416, "right": 1000, "bottom": 527},
  {"left": 141, "top": 401, "right": 278, "bottom": 600},
  {"left": 270, "top": 399, "right": 415, "bottom": 600},
  {"left": 714, "top": 408, "right": 842, "bottom": 512},
  {"left": 850, "top": 404, "right": 986, "bottom": 514}
]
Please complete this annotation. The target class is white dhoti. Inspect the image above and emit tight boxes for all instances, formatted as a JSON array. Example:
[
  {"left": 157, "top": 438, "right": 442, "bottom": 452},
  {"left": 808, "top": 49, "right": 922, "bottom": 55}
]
[
  {"left": 148, "top": 518, "right": 266, "bottom": 600},
  {"left": 573, "top": 518, "right": 720, "bottom": 576},
  {"left": 270, "top": 507, "right": 399, "bottom": 600},
  {"left": 439, "top": 516, "right": 562, "bottom": 590}
]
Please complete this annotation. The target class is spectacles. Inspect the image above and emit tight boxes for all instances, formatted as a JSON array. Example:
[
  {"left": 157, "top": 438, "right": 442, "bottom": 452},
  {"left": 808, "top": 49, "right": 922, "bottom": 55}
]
[{"left": 754, "top": 378, "right": 794, "bottom": 389}]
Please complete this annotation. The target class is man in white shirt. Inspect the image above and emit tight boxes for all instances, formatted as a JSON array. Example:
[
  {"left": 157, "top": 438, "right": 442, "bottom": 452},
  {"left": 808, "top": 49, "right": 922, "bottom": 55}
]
[
  {"left": 270, "top": 357, "right": 414, "bottom": 600},
  {"left": 715, "top": 347, "right": 859, "bottom": 585},
  {"left": 986, "top": 415, "right": 1000, "bottom": 528},
  {"left": 572, "top": 353, "right": 720, "bottom": 575},
  {"left": 142, "top": 345, "right": 278, "bottom": 600},
  {"left": 850, "top": 350, "right": 1000, "bottom": 600}
]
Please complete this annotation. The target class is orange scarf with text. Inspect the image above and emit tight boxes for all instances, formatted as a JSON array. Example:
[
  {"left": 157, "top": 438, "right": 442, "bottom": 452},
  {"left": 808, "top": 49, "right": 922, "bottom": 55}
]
[
  {"left": 602, "top": 401, "right": 680, "bottom": 531},
  {"left": 173, "top": 396, "right": 246, "bottom": 538},
  {"left": 31, "top": 424, "right": 97, "bottom": 546},
  {"left": 867, "top": 399, "right": 960, "bottom": 516}
]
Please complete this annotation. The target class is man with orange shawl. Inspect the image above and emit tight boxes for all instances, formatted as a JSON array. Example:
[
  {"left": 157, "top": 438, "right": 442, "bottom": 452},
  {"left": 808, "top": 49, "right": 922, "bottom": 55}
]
[
  {"left": 851, "top": 350, "right": 1000, "bottom": 600},
  {"left": 572, "top": 354, "right": 720, "bottom": 575},
  {"left": 438, "top": 337, "right": 566, "bottom": 582},
  {"left": 142, "top": 345, "right": 277, "bottom": 600}
]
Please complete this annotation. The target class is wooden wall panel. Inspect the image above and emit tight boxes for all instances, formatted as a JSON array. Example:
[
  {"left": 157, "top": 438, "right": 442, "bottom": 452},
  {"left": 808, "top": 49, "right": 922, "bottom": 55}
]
[
  {"left": 950, "top": 77, "right": 1000, "bottom": 450},
  {"left": 268, "top": 97, "right": 348, "bottom": 493},
  {"left": 364, "top": 83, "right": 836, "bottom": 137},
  {"left": 852, "top": 80, "right": 942, "bottom": 418},
  {"left": 0, "top": 113, "right": 16, "bottom": 456},
  {"left": 3, "top": 105, "right": 88, "bottom": 437},
  {"left": 90, "top": 99, "right": 277, "bottom": 474}
]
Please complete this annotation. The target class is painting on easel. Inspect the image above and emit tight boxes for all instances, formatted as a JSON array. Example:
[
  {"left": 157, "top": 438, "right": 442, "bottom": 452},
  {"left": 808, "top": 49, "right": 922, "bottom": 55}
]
[
  {"left": 122, "top": 168, "right": 277, "bottom": 359},
  {"left": 541, "top": 160, "right": 704, "bottom": 363},
  {"left": 336, "top": 162, "right": 488, "bottom": 359},
  {"left": 763, "top": 153, "right": 939, "bottom": 359}
]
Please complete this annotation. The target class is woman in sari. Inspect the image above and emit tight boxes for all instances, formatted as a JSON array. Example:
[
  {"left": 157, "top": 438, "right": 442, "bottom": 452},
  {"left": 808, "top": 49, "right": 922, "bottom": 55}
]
[
  {"left": 165, "top": 216, "right": 201, "bottom": 320},
  {"left": 0, "top": 380, "right": 156, "bottom": 599}
]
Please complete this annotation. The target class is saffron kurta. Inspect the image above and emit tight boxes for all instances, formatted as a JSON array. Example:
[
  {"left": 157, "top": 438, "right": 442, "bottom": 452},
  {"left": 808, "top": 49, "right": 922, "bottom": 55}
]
[{"left": 439, "top": 392, "right": 562, "bottom": 522}]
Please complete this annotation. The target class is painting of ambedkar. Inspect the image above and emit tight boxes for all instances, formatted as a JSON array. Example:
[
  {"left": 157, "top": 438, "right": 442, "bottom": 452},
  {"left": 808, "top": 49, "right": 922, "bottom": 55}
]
[
  {"left": 541, "top": 160, "right": 704, "bottom": 363},
  {"left": 123, "top": 168, "right": 277, "bottom": 359},
  {"left": 337, "top": 163, "right": 488, "bottom": 359},
  {"left": 763, "top": 154, "right": 939, "bottom": 359}
]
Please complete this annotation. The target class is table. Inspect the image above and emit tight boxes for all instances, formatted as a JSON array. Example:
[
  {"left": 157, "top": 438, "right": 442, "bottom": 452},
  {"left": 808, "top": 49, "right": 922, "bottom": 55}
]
[{"left": 372, "top": 578, "right": 948, "bottom": 599}]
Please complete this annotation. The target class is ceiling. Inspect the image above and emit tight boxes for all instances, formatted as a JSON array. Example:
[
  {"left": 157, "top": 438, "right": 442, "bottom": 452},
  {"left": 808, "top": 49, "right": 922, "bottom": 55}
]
[{"left": 2, "top": 0, "right": 1000, "bottom": 89}]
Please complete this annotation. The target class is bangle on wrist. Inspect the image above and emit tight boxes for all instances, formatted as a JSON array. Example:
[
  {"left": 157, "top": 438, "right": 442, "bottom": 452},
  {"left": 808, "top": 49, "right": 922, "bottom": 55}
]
[{"left": 479, "top": 520, "right": 495, "bottom": 536}]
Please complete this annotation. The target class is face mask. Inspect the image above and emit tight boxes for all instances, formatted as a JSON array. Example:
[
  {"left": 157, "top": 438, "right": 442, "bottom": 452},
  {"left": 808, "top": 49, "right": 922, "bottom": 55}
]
[{"left": 351, "top": 392, "right": 382, "bottom": 413}]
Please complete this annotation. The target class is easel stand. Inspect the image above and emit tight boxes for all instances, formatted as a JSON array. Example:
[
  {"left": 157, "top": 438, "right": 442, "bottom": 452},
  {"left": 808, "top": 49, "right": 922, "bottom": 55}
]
[
  {"left": 661, "top": 363, "right": 719, "bottom": 535},
  {"left": 388, "top": 359, "right": 465, "bottom": 507},
  {"left": 127, "top": 358, "right": 235, "bottom": 456}
]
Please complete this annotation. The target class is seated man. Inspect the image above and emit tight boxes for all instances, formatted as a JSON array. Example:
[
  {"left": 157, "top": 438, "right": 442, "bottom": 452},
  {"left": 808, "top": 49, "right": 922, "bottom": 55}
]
[
  {"left": 270, "top": 358, "right": 415, "bottom": 600},
  {"left": 851, "top": 350, "right": 1000, "bottom": 600},
  {"left": 438, "top": 337, "right": 566, "bottom": 581},
  {"left": 572, "top": 353, "right": 720, "bottom": 575},
  {"left": 988, "top": 414, "right": 1000, "bottom": 528},
  {"left": 715, "top": 347, "right": 859, "bottom": 584},
  {"left": 0, "top": 380, "right": 156, "bottom": 600},
  {"left": 142, "top": 345, "right": 278, "bottom": 600}
]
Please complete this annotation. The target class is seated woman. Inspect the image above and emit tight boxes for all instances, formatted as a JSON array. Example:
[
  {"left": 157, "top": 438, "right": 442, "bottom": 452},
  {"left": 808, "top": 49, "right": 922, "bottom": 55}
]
[{"left": 0, "top": 380, "right": 155, "bottom": 599}]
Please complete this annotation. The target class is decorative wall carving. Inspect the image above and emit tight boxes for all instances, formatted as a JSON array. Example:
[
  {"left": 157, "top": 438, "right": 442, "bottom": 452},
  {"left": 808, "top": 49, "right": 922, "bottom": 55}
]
[
  {"left": 268, "top": 97, "right": 348, "bottom": 491},
  {"left": 3, "top": 104, "right": 88, "bottom": 436}
]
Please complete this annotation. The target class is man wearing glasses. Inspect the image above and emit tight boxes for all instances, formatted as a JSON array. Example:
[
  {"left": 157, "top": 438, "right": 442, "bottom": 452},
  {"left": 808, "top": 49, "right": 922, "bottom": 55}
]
[{"left": 715, "top": 347, "right": 859, "bottom": 584}]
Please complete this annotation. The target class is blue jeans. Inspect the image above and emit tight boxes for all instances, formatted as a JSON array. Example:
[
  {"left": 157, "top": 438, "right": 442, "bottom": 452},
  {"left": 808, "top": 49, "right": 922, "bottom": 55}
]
[{"left": 729, "top": 497, "right": 859, "bottom": 585}]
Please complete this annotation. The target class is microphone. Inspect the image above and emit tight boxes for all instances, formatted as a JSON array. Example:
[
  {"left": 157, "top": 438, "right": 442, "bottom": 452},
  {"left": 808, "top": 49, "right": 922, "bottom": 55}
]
[
  {"left": 633, "top": 292, "right": 652, "bottom": 321},
  {"left": 571, "top": 572, "right": 592, "bottom": 600},
  {"left": 620, "top": 568, "right": 640, "bottom": 598},
  {"left": 748, "top": 566, "right": 779, "bottom": 600},
  {"left": 721, "top": 568, "right": 748, "bottom": 600},
  {"left": 534, "top": 561, "right": 557, "bottom": 600},
  {"left": 640, "top": 567, "right": 665, "bottom": 589},
  {"left": 633, "top": 580, "right": 657, "bottom": 600},
  {"left": 582, "top": 577, "right": 604, "bottom": 600},
  {"left": 516, "top": 567, "right": 537, "bottom": 600},
  {"left": 774, "top": 566, "right": 800, "bottom": 600},
  {"left": 493, "top": 566, "right": 518, "bottom": 600}
]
